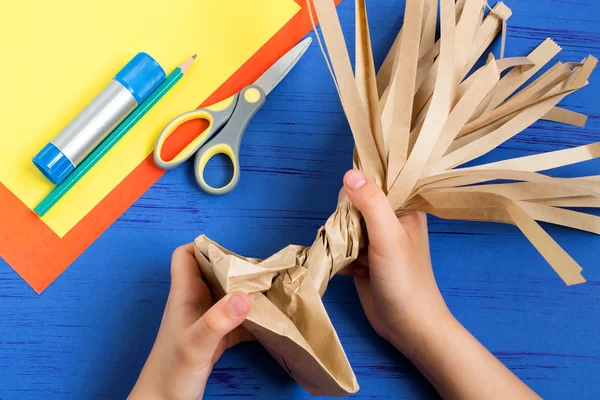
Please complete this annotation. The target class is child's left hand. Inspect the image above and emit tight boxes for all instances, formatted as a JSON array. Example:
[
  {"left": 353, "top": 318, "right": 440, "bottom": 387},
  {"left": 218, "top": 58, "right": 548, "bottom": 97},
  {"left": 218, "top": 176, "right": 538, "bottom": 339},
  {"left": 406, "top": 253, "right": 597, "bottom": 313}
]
[{"left": 129, "top": 244, "right": 253, "bottom": 400}]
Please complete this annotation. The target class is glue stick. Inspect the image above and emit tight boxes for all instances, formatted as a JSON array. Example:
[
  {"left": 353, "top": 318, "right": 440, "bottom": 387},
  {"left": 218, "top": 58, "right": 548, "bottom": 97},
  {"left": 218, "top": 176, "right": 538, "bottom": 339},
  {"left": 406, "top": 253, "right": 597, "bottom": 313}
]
[{"left": 33, "top": 52, "right": 166, "bottom": 184}]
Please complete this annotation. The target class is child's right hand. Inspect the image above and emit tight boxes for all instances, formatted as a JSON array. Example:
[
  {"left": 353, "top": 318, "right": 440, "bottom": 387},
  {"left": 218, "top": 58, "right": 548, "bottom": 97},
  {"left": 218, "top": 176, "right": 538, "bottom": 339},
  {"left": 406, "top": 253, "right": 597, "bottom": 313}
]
[
  {"left": 340, "top": 169, "right": 451, "bottom": 354},
  {"left": 341, "top": 169, "right": 540, "bottom": 400}
]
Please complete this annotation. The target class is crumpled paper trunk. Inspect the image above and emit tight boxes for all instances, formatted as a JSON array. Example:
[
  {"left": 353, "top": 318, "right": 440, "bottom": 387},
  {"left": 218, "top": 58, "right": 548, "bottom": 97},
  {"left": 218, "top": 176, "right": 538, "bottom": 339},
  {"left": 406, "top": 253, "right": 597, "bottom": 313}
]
[
  {"left": 194, "top": 197, "right": 362, "bottom": 396},
  {"left": 194, "top": 0, "right": 598, "bottom": 396}
]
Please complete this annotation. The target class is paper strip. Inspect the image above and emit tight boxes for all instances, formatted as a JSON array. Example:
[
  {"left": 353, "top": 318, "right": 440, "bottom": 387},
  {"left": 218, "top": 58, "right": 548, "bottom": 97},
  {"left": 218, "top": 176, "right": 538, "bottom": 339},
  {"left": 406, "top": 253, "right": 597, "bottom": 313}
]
[
  {"left": 423, "top": 59, "right": 500, "bottom": 175},
  {"left": 412, "top": 2, "right": 508, "bottom": 125},
  {"left": 542, "top": 107, "right": 588, "bottom": 127},
  {"left": 470, "top": 38, "right": 563, "bottom": 122},
  {"left": 472, "top": 142, "right": 600, "bottom": 172},
  {"left": 311, "top": 0, "right": 384, "bottom": 182},
  {"left": 418, "top": 190, "right": 586, "bottom": 285},
  {"left": 383, "top": 0, "right": 426, "bottom": 188},
  {"left": 355, "top": 0, "right": 386, "bottom": 164},
  {"left": 388, "top": 0, "right": 457, "bottom": 209}
]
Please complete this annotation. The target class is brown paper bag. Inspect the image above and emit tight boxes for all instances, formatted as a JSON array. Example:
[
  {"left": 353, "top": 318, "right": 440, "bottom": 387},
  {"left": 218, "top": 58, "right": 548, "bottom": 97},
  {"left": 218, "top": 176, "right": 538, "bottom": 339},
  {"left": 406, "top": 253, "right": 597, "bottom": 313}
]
[{"left": 193, "top": 0, "right": 598, "bottom": 396}]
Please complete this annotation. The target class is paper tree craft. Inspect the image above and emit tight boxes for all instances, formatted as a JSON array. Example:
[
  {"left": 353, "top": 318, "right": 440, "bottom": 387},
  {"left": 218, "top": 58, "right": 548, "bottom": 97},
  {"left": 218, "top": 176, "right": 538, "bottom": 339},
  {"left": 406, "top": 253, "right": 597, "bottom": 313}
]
[{"left": 193, "top": 0, "right": 599, "bottom": 396}]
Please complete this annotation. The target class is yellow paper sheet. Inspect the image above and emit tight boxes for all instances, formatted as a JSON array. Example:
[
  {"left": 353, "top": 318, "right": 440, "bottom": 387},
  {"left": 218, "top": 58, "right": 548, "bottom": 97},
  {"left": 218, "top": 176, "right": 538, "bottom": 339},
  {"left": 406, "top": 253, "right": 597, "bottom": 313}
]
[{"left": 0, "top": 0, "right": 300, "bottom": 237}]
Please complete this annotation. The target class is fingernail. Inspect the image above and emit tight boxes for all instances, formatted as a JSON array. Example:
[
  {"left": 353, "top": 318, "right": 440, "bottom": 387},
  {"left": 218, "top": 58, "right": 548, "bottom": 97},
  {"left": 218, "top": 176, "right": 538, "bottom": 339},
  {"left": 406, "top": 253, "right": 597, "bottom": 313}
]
[
  {"left": 344, "top": 170, "right": 366, "bottom": 191},
  {"left": 227, "top": 292, "right": 250, "bottom": 317}
]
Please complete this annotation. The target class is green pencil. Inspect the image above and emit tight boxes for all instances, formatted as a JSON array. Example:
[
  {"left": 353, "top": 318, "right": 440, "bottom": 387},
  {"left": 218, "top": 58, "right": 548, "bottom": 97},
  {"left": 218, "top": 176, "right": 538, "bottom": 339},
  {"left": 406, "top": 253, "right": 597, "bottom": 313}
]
[{"left": 35, "top": 54, "right": 197, "bottom": 217}]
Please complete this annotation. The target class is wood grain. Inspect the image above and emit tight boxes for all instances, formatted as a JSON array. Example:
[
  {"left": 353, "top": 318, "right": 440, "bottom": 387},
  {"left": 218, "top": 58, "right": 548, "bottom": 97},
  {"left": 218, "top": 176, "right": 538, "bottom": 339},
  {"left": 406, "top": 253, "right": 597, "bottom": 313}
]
[{"left": 1, "top": 1, "right": 599, "bottom": 399}]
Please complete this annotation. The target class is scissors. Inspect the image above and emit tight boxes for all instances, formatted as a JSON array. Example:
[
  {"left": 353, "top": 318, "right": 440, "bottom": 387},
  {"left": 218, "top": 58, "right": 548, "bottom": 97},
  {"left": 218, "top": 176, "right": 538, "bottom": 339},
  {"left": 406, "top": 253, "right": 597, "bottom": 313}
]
[{"left": 154, "top": 37, "right": 313, "bottom": 195}]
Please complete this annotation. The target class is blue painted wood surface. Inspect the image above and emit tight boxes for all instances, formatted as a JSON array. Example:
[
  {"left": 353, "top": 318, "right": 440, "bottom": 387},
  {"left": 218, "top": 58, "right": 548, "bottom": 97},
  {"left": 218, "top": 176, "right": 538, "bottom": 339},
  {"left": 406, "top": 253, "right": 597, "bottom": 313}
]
[{"left": 1, "top": 1, "right": 599, "bottom": 399}]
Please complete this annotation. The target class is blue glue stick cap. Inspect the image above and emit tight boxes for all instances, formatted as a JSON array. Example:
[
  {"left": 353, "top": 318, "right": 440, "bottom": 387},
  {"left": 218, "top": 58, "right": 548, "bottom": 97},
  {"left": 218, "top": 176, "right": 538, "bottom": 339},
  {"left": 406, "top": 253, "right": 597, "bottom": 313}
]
[
  {"left": 32, "top": 143, "right": 75, "bottom": 185},
  {"left": 115, "top": 52, "right": 166, "bottom": 104}
]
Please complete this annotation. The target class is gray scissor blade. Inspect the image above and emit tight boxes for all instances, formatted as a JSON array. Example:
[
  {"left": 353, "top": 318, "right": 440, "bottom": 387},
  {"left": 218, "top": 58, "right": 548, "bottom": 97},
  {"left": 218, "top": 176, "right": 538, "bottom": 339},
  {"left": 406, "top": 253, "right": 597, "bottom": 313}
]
[{"left": 254, "top": 37, "right": 312, "bottom": 96}]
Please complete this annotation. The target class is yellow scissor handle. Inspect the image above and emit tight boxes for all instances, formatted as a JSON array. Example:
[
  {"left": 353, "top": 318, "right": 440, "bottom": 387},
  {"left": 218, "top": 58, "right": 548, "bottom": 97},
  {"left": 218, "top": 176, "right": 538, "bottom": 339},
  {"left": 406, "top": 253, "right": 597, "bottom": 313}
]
[
  {"left": 192, "top": 86, "right": 266, "bottom": 195},
  {"left": 154, "top": 95, "right": 238, "bottom": 170},
  {"left": 194, "top": 143, "right": 240, "bottom": 195},
  {"left": 154, "top": 109, "right": 216, "bottom": 170}
]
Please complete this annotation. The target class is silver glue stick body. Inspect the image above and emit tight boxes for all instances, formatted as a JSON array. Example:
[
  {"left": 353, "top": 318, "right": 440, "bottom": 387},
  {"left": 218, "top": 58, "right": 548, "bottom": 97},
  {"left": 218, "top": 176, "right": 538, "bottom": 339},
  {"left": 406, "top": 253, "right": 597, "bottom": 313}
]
[{"left": 33, "top": 52, "right": 165, "bottom": 184}]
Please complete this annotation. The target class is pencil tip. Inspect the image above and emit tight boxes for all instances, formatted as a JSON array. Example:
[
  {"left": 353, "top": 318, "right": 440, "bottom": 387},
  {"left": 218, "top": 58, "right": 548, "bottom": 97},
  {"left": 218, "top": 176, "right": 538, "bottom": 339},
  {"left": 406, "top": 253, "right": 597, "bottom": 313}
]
[{"left": 179, "top": 55, "right": 197, "bottom": 73}]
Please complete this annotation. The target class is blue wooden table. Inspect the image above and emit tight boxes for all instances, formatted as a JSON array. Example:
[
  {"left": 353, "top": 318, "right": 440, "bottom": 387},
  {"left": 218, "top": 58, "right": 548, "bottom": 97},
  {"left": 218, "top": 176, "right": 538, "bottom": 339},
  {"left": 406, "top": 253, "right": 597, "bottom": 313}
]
[{"left": 1, "top": 1, "right": 599, "bottom": 399}]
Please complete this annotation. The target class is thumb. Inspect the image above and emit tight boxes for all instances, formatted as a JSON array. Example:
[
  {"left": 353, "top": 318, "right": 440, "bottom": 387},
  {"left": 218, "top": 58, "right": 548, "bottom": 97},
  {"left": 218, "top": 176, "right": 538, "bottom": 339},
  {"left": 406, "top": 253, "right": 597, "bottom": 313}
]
[
  {"left": 183, "top": 292, "right": 251, "bottom": 364},
  {"left": 343, "top": 169, "right": 404, "bottom": 258}
]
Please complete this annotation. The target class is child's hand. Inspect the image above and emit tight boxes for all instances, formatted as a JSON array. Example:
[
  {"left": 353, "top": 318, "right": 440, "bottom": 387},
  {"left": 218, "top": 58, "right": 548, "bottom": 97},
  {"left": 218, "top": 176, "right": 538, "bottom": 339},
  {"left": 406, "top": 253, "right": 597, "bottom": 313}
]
[
  {"left": 341, "top": 169, "right": 540, "bottom": 400},
  {"left": 129, "top": 244, "right": 252, "bottom": 400},
  {"left": 341, "top": 169, "right": 450, "bottom": 355}
]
